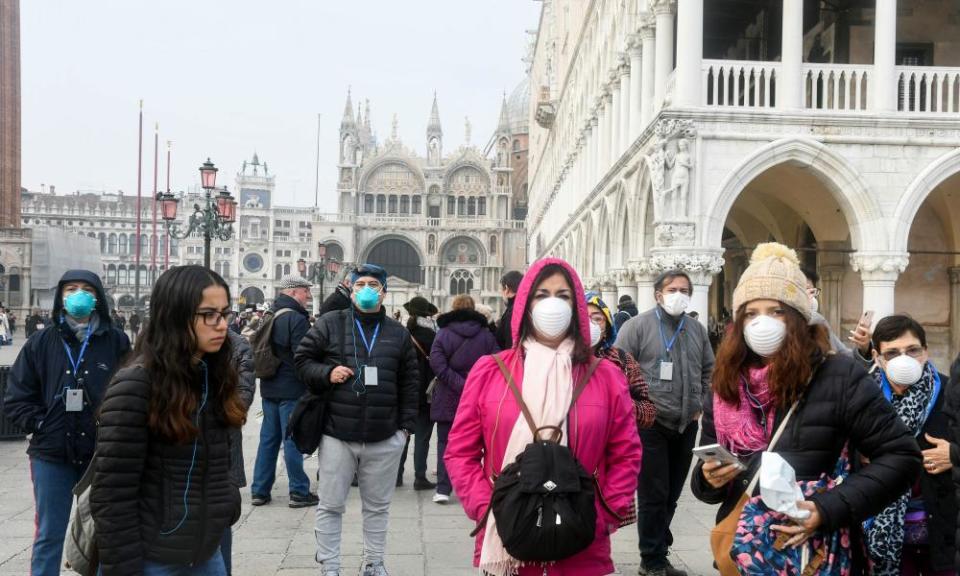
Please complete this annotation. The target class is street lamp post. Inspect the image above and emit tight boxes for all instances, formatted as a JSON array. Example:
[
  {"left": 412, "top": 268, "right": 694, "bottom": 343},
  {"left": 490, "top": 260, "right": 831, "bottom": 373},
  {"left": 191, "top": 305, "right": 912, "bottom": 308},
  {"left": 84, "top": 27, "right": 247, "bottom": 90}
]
[
  {"left": 158, "top": 158, "right": 237, "bottom": 269},
  {"left": 302, "top": 242, "right": 341, "bottom": 312}
]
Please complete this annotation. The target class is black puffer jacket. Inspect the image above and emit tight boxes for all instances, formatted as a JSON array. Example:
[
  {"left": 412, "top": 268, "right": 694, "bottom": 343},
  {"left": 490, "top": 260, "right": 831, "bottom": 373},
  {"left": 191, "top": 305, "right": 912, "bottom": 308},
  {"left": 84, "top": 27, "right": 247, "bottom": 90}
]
[
  {"left": 947, "top": 353, "right": 960, "bottom": 569},
  {"left": 90, "top": 364, "right": 241, "bottom": 575},
  {"left": 295, "top": 307, "right": 419, "bottom": 443},
  {"left": 692, "top": 353, "right": 922, "bottom": 533}
]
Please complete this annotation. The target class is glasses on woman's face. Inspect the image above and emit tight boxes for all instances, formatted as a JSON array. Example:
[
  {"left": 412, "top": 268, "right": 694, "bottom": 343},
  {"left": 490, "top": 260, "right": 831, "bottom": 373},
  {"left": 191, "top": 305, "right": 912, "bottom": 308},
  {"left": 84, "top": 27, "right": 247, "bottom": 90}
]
[
  {"left": 880, "top": 345, "right": 925, "bottom": 363},
  {"left": 195, "top": 309, "right": 236, "bottom": 327},
  {"left": 589, "top": 313, "right": 606, "bottom": 326}
]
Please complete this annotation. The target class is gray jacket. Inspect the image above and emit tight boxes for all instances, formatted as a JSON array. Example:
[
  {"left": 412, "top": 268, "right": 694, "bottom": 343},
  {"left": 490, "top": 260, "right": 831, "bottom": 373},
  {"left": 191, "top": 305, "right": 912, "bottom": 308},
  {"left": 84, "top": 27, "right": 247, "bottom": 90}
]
[
  {"left": 228, "top": 331, "right": 256, "bottom": 487},
  {"left": 614, "top": 307, "right": 714, "bottom": 431}
]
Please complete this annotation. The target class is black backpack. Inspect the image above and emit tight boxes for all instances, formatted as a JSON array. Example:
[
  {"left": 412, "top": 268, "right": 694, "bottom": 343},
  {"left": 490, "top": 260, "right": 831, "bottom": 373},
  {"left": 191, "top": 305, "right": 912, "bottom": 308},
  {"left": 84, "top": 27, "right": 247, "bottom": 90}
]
[
  {"left": 249, "top": 308, "right": 293, "bottom": 379},
  {"left": 470, "top": 354, "right": 615, "bottom": 563}
]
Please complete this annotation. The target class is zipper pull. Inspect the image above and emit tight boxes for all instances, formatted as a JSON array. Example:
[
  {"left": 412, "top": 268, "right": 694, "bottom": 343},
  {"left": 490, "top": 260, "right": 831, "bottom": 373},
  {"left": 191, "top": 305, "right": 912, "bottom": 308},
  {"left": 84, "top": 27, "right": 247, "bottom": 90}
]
[{"left": 536, "top": 505, "right": 543, "bottom": 528}]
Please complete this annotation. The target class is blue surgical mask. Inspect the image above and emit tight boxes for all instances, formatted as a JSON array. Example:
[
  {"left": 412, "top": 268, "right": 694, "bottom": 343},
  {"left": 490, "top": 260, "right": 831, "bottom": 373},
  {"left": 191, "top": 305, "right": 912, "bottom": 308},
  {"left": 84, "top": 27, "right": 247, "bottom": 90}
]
[
  {"left": 64, "top": 290, "right": 97, "bottom": 319},
  {"left": 354, "top": 286, "right": 381, "bottom": 311}
]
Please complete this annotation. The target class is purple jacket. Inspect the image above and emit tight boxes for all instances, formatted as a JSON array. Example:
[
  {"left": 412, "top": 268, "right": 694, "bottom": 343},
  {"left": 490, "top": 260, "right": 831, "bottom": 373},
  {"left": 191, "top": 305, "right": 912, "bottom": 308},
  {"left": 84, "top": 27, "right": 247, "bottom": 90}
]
[{"left": 428, "top": 309, "right": 499, "bottom": 422}]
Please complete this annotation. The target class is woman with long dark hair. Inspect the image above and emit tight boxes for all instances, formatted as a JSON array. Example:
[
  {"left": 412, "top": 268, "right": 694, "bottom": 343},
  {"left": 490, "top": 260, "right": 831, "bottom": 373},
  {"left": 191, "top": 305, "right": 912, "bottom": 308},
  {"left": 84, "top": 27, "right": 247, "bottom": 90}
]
[
  {"left": 91, "top": 265, "right": 246, "bottom": 575},
  {"left": 445, "top": 258, "right": 641, "bottom": 575},
  {"left": 692, "top": 243, "right": 921, "bottom": 574}
]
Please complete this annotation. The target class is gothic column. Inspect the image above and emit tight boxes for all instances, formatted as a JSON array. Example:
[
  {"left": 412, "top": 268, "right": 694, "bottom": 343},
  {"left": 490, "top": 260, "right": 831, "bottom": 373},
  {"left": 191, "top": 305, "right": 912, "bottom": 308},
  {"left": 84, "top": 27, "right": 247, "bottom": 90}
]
[
  {"left": 628, "top": 38, "right": 644, "bottom": 142},
  {"left": 820, "top": 266, "right": 845, "bottom": 336},
  {"left": 850, "top": 252, "right": 910, "bottom": 325},
  {"left": 873, "top": 0, "right": 898, "bottom": 112},
  {"left": 640, "top": 17, "right": 657, "bottom": 126},
  {"left": 601, "top": 275, "right": 619, "bottom": 311},
  {"left": 602, "top": 91, "right": 613, "bottom": 173},
  {"left": 614, "top": 268, "right": 638, "bottom": 308},
  {"left": 619, "top": 58, "right": 631, "bottom": 153},
  {"left": 780, "top": 0, "right": 804, "bottom": 109},
  {"left": 632, "top": 261, "right": 659, "bottom": 314},
  {"left": 674, "top": 0, "right": 703, "bottom": 107},
  {"left": 950, "top": 267, "right": 960, "bottom": 355},
  {"left": 652, "top": 0, "right": 676, "bottom": 110},
  {"left": 609, "top": 74, "right": 621, "bottom": 163}
]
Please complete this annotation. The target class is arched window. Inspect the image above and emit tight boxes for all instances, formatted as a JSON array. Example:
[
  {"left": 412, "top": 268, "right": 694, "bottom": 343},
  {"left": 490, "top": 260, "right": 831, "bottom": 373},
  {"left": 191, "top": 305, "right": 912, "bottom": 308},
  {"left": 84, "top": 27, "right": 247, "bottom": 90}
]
[
  {"left": 478, "top": 197, "right": 487, "bottom": 216},
  {"left": 457, "top": 197, "right": 466, "bottom": 216},
  {"left": 170, "top": 237, "right": 179, "bottom": 257},
  {"left": 107, "top": 264, "right": 117, "bottom": 285},
  {"left": 449, "top": 269, "right": 475, "bottom": 295},
  {"left": 447, "top": 196, "right": 455, "bottom": 215},
  {"left": 221, "top": 262, "right": 231, "bottom": 278},
  {"left": 99, "top": 233, "right": 107, "bottom": 253},
  {"left": 388, "top": 195, "right": 398, "bottom": 214},
  {"left": 108, "top": 233, "right": 117, "bottom": 255},
  {"left": 513, "top": 139, "right": 520, "bottom": 152},
  {"left": 366, "top": 238, "right": 422, "bottom": 284},
  {"left": 364, "top": 194, "right": 374, "bottom": 213},
  {"left": 489, "top": 235, "right": 498, "bottom": 255},
  {"left": 468, "top": 198, "right": 477, "bottom": 216},
  {"left": 140, "top": 266, "right": 149, "bottom": 286},
  {"left": 118, "top": 265, "right": 128, "bottom": 285},
  {"left": 119, "top": 234, "right": 128, "bottom": 255},
  {"left": 284, "top": 264, "right": 291, "bottom": 275},
  {"left": 412, "top": 195, "right": 422, "bottom": 215},
  {"left": 400, "top": 195, "right": 410, "bottom": 214},
  {"left": 376, "top": 194, "right": 386, "bottom": 213},
  {"left": 275, "top": 264, "right": 283, "bottom": 280}
]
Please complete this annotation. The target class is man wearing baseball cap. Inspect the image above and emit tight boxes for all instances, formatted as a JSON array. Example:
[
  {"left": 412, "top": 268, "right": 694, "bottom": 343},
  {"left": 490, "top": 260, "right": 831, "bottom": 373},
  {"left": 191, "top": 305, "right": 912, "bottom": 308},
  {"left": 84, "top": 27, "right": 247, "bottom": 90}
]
[
  {"left": 251, "top": 273, "right": 317, "bottom": 508},
  {"left": 296, "top": 263, "right": 420, "bottom": 576}
]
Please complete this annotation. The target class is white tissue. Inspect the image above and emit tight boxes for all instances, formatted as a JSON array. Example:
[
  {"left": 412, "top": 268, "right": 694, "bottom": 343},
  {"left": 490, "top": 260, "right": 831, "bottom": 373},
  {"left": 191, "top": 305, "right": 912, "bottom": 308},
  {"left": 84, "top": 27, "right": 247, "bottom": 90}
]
[{"left": 759, "top": 452, "right": 810, "bottom": 520}]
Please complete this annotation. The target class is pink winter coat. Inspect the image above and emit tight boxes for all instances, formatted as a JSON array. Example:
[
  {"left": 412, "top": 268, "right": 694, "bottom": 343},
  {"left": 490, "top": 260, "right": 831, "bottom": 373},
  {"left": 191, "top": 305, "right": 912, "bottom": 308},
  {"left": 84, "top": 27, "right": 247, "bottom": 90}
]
[{"left": 444, "top": 258, "right": 643, "bottom": 576}]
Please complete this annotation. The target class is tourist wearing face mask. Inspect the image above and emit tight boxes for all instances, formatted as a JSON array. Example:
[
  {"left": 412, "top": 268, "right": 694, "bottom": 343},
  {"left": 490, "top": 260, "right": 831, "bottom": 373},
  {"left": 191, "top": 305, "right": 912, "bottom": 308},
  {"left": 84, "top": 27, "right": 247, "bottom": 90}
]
[
  {"left": 586, "top": 292, "right": 657, "bottom": 430},
  {"left": 862, "top": 315, "right": 955, "bottom": 575},
  {"left": 2, "top": 270, "right": 130, "bottom": 576},
  {"left": 691, "top": 243, "right": 921, "bottom": 574},
  {"left": 295, "top": 263, "right": 419, "bottom": 576},
  {"left": 614, "top": 269, "right": 714, "bottom": 576},
  {"left": 444, "top": 259, "right": 641, "bottom": 575}
]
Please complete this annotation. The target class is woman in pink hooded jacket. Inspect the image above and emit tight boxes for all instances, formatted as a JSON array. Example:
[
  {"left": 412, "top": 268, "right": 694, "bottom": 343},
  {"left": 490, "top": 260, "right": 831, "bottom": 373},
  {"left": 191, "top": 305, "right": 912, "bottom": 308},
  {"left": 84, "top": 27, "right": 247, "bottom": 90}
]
[{"left": 444, "top": 258, "right": 642, "bottom": 576}]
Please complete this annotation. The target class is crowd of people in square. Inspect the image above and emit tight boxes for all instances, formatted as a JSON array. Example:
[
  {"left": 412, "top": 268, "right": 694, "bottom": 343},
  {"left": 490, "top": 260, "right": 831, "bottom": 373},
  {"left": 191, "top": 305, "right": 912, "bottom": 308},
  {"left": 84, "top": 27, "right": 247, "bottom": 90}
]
[{"left": 3, "top": 241, "right": 960, "bottom": 575}]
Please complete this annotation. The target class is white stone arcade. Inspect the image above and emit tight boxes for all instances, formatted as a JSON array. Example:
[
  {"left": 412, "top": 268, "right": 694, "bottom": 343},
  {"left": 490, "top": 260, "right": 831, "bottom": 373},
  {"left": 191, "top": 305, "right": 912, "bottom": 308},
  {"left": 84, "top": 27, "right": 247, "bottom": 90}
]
[{"left": 527, "top": 0, "right": 960, "bottom": 367}]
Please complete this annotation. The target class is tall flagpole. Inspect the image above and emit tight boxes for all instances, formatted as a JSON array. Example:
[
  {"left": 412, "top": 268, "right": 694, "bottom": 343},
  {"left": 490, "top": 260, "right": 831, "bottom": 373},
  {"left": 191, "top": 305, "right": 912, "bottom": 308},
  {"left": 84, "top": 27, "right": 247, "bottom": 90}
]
[
  {"left": 165, "top": 140, "right": 171, "bottom": 268},
  {"left": 134, "top": 100, "right": 144, "bottom": 311},
  {"left": 151, "top": 123, "right": 159, "bottom": 275},
  {"left": 314, "top": 113, "right": 321, "bottom": 209}
]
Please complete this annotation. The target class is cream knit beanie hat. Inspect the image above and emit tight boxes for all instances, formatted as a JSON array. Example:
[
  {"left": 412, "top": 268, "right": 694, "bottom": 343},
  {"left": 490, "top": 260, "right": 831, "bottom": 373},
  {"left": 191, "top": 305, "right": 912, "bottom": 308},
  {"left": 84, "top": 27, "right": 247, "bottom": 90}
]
[{"left": 732, "top": 242, "right": 811, "bottom": 321}]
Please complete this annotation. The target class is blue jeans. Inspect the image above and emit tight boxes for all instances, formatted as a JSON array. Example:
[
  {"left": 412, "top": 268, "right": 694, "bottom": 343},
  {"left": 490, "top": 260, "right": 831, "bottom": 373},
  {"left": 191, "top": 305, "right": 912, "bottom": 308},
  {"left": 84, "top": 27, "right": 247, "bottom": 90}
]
[
  {"left": 220, "top": 528, "right": 232, "bottom": 575},
  {"left": 251, "top": 398, "right": 310, "bottom": 496},
  {"left": 142, "top": 549, "right": 226, "bottom": 575},
  {"left": 30, "top": 457, "right": 83, "bottom": 576}
]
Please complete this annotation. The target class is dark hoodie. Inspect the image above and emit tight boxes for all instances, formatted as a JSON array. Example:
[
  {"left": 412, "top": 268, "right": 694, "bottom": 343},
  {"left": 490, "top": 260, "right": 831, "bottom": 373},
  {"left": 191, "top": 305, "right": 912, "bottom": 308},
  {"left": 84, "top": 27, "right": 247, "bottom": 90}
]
[{"left": 2, "top": 270, "right": 130, "bottom": 466}]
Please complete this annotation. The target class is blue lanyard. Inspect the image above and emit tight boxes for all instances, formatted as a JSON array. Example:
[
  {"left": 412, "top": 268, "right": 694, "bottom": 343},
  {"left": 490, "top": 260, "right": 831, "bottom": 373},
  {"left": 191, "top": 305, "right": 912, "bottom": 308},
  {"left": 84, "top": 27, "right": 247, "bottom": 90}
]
[
  {"left": 655, "top": 308, "right": 686, "bottom": 356},
  {"left": 61, "top": 321, "right": 94, "bottom": 387},
  {"left": 354, "top": 319, "right": 381, "bottom": 357},
  {"left": 880, "top": 362, "right": 941, "bottom": 435}
]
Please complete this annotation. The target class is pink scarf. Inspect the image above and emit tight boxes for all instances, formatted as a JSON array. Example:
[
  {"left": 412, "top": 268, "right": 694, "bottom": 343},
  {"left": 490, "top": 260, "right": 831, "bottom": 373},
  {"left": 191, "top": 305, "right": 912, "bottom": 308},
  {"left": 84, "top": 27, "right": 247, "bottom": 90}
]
[
  {"left": 713, "top": 365, "right": 776, "bottom": 456},
  {"left": 480, "top": 337, "right": 575, "bottom": 576}
]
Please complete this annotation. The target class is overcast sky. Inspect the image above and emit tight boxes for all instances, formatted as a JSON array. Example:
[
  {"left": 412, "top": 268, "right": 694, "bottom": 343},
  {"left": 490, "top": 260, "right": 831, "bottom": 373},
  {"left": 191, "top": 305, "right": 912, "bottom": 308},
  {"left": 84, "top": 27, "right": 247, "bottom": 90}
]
[{"left": 20, "top": 1, "right": 540, "bottom": 208}]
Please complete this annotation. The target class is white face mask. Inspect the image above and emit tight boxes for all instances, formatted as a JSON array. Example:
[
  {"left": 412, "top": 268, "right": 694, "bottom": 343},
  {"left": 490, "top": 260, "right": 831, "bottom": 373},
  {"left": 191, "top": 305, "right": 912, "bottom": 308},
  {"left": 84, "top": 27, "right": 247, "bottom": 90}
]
[
  {"left": 589, "top": 321, "right": 603, "bottom": 347},
  {"left": 884, "top": 355, "right": 924, "bottom": 387},
  {"left": 809, "top": 297, "right": 820, "bottom": 315},
  {"left": 660, "top": 292, "right": 690, "bottom": 317},
  {"left": 531, "top": 297, "right": 573, "bottom": 339},
  {"left": 743, "top": 314, "right": 787, "bottom": 357}
]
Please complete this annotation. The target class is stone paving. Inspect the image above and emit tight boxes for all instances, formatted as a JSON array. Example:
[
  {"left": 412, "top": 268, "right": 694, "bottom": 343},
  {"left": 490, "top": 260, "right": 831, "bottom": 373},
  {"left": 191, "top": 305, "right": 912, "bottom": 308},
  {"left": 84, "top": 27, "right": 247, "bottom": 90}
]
[{"left": 0, "top": 335, "right": 719, "bottom": 575}]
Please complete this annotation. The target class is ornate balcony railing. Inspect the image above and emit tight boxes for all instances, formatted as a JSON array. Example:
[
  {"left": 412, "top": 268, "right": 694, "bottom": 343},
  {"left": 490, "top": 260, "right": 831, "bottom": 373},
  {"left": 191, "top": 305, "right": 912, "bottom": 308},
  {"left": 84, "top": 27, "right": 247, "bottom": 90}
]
[
  {"left": 896, "top": 66, "right": 960, "bottom": 114},
  {"left": 702, "top": 60, "right": 780, "bottom": 109},
  {"left": 802, "top": 63, "right": 871, "bottom": 112}
]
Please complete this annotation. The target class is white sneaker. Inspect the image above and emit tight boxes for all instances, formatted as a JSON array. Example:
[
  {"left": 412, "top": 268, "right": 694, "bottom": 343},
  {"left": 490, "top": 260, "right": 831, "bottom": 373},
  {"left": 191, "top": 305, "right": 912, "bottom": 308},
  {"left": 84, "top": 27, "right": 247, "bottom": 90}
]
[{"left": 432, "top": 493, "right": 450, "bottom": 504}]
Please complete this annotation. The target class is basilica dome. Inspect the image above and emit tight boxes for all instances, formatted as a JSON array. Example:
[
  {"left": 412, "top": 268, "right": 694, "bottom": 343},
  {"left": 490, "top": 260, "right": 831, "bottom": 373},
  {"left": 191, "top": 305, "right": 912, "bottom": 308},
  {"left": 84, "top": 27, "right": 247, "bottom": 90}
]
[{"left": 507, "top": 77, "right": 530, "bottom": 135}]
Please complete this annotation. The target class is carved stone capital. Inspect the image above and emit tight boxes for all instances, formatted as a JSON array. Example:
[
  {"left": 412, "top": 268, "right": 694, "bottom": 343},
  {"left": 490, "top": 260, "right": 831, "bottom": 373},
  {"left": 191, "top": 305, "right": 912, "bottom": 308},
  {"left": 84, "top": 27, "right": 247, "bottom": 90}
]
[
  {"left": 639, "top": 13, "right": 657, "bottom": 39},
  {"left": 648, "top": 249, "right": 725, "bottom": 285},
  {"left": 610, "top": 268, "right": 635, "bottom": 287},
  {"left": 649, "top": 0, "right": 675, "bottom": 17},
  {"left": 849, "top": 252, "right": 910, "bottom": 282},
  {"left": 628, "top": 259, "right": 658, "bottom": 281}
]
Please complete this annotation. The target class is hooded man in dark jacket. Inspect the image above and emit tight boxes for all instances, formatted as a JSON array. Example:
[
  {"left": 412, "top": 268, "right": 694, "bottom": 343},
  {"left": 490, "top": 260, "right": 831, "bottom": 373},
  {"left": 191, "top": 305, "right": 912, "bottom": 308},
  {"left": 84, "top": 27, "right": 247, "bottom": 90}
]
[
  {"left": 2, "top": 269, "right": 130, "bottom": 576},
  {"left": 250, "top": 274, "right": 317, "bottom": 508},
  {"left": 613, "top": 294, "right": 639, "bottom": 331},
  {"left": 295, "top": 263, "right": 419, "bottom": 576},
  {"left": 494, "top": 270, "right": 522, "bottom": 350}
]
